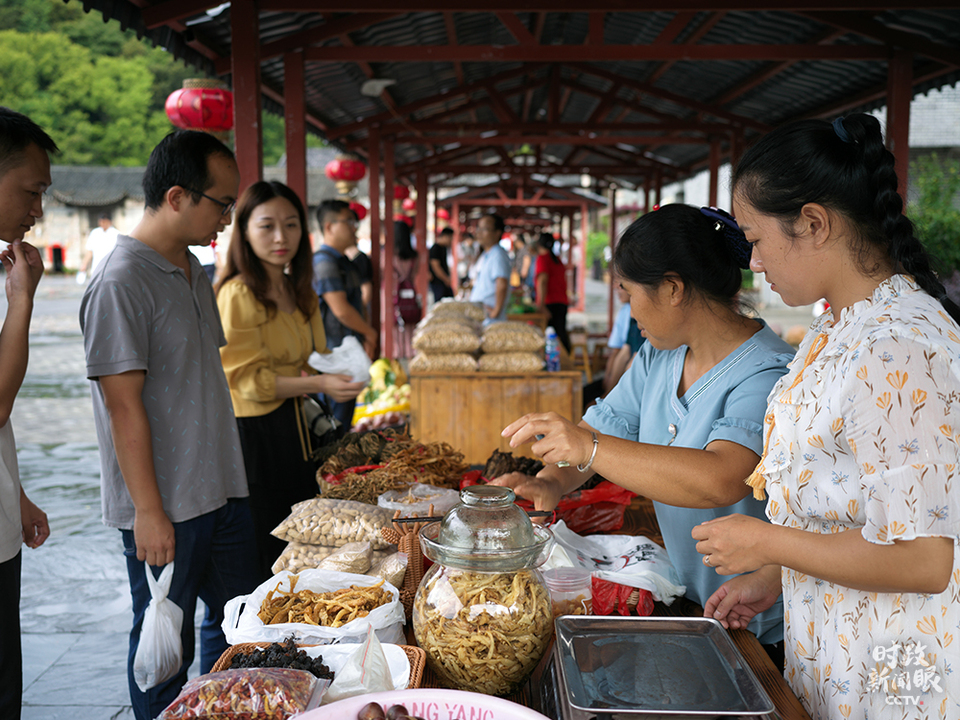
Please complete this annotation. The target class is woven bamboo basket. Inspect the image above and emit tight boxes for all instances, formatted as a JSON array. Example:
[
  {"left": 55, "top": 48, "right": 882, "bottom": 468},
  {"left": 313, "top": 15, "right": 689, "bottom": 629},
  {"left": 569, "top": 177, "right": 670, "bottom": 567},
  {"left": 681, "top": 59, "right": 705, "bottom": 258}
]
[{"left": 211, "top": 642, "right": 426, "bottom": 689}]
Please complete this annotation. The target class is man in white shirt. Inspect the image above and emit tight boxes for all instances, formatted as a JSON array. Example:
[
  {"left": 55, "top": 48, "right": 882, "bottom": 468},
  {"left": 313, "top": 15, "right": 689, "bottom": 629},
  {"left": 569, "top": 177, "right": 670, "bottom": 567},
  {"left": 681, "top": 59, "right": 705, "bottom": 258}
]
[{"left": 77, "top": 212, "right": 119, "bottom": 282}]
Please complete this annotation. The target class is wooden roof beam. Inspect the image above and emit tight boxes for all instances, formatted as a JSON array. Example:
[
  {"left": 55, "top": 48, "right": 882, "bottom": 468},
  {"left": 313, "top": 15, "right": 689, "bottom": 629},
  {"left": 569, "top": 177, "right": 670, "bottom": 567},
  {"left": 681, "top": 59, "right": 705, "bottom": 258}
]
[
  {"left": 561, "top": 76, "right": 674, "bottom": 122},
  {"left": 587, "top": 13, "right": 605, "bottom": 45},
  {"left": 712, "top": 28, "right": 847, "bottom": 106},
  {"left": 645, "top": 11, "right": 726, "bottom": 84},
  {"left": 257, "top": 1, "right": 960, "bottom": 12},
  {"left": 327, "top": 63, "right": 543, "bottom": 140},
  {"left": 442, "top": 12, "right": 465, "bottom": 85},
  {"left": 569, "top": 62, "right": 770, "bottom": 131},
  {"left": 213, "top": 12, "right": 401, "bottom": 74},
  {"left": 393, "top": 134, "right": 712, "bottom": 145},
  {"left": 800, "top": 11, "right": 960, "bottom": 67},
  {"left": 496, "top": 12, "right": 538, "bottom": 45},
  {"left": 379, "top": 120, "right": 735, "bottom": 134},
  {"left": 301, "top": 43, "right": 890, "bottom": 63}
]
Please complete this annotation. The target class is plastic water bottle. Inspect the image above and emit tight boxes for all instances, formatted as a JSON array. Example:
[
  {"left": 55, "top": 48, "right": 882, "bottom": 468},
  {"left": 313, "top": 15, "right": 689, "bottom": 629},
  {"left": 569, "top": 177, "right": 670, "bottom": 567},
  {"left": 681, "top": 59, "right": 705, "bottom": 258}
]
[{"left": 545, "top": 327, "right": 560, "bottom": 372}]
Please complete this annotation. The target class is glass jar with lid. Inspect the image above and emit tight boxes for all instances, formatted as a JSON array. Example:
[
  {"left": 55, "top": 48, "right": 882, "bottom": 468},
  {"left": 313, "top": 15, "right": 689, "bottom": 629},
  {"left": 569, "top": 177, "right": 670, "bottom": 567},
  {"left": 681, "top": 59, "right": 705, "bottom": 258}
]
[{"left": 413, "top": 485, "right": 554, "bottom": 696}]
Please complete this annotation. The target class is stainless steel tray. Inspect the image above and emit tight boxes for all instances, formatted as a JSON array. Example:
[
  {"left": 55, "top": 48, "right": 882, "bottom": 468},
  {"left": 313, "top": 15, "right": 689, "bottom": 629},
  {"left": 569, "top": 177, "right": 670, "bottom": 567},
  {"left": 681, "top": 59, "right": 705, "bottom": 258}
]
[{"left": 552, "top": 616, "right": 775, "bottom": 718}]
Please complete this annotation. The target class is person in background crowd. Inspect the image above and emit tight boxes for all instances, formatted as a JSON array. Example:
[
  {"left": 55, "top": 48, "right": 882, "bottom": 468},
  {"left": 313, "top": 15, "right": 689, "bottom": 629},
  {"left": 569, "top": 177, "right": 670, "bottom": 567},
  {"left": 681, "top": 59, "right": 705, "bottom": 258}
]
[
  {"left": 494, "top": 204, "right": 794, "bottom": 662},
  {"left": 216, "top": 181, "right": 365, "bottom": 581},
  {"left": 469, "top": 213, "right": 511, "bottom": 325},
  {"left": 0, "top": 106, "right": 52, "bottom": 720},
  {"left": 393, "top": 219, "right": 420, "bottom": 358},
  {"left": 429, "top": 226, "right": 454, "bottom": 302},
  {"left": 534, "top": 231, "right": 571, "bottom": 353},
  {"left": 456, "top": 231, "right": 478, "bottom": 290},
  {"left": 603, "top": 284, "right": 640, "bottom": 395},
  {"left": 347, "top": 244, "right": 373, "bottom": 323},
  {"left": 77, "top": 212, "right": 119, "bottom": 283},
  {"left": 79, "top": 130, "right": 258, "bottom": 720},
  {"left": 313, "top": 199, "right": 378, "bottom": 431},
  {"left": 693, "top": 114, "right": 960, "bottom": 719},
  {"left": 512, "top": 233, "right": 534, "bottom": 292}
]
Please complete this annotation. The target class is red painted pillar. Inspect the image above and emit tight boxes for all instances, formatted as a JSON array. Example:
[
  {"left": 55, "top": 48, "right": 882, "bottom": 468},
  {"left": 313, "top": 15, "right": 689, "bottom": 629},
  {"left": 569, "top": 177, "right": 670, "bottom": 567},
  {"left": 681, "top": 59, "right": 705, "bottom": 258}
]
[
  {"left": 382, "top": 142, "right": 396, "bottom": 360},
  {"left": 415, "top": 171, "right": 429, "bottom": 305},
  {"left": 368, "top": 126, "right": 381, "bottom": 347},
  {"left": 231, "top": 0, "right": 262, "bottom": 193},
  {"left": 887, "top": 50, "right": 913, "bottom": 201},
  {"left": 283, "top": 51, "right": 307, "bottom": 205},
  {"left": 708, "top": 138, "right": 720, "bottom": 208}
]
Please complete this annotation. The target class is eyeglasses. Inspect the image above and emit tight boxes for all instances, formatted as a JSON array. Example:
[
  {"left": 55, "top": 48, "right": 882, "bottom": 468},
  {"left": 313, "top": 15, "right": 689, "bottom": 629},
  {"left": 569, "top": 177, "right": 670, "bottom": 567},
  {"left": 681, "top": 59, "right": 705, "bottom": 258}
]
[
  {"left": 332, "top": 218, "right": 359, "bottom": 229},
  {"left": 184, "top": 188, "right": 236, "bottom": 216}
]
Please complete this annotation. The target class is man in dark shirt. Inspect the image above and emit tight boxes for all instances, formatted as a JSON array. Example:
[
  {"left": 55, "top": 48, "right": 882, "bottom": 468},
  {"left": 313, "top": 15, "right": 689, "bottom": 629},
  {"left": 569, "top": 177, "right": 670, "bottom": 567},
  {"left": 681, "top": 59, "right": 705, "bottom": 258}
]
[
  {"left": 429, "top": 226, "right": 454, "bottom": 301},
  {"left": 313, "top": 199, "right": 378, "bottom": 429}
]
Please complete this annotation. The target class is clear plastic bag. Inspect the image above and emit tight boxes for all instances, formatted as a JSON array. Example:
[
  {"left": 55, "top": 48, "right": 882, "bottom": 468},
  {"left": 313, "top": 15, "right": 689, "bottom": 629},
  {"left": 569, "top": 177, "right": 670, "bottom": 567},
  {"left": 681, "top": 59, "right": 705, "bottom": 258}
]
[
  {"left": 157, "top": 667, "right": 322, "bottom": 719},
  {"left": 133, "top": 562, "right": 184, "bottom": 692}
]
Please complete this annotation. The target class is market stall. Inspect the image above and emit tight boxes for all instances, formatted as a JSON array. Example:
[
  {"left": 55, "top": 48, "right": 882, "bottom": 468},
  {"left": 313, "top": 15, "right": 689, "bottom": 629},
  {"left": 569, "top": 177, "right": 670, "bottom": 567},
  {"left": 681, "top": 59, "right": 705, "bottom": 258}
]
[{"left": 154, "top": 429, "right": 810, "bottom": 720}]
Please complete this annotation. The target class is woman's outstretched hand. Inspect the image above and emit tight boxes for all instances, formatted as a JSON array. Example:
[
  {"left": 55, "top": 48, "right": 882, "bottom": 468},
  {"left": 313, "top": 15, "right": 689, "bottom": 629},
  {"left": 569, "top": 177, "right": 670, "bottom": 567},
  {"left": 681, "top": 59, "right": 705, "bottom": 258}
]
[
  {"left": 501, "top": 412, "right": 594, "bottom": 470},
  {"left": 488, "top": 470, "right": 563, "bottom": 512}
]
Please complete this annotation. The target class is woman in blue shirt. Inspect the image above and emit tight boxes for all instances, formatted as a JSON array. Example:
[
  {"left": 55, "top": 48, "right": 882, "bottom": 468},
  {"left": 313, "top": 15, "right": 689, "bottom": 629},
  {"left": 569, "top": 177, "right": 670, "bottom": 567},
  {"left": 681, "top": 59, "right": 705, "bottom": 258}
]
[{"left": 496, "top": 203, "right": 794, "bottom": 648}]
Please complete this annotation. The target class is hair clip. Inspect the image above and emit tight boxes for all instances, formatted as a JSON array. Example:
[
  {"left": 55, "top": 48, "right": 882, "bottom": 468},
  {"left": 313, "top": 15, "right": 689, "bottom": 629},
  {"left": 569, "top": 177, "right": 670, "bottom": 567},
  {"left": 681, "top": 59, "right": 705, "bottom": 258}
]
[
  {"left": 700, "top": 206, "right": 752, "bottom": 269},
  {"left": 832, "top": 117, "right": 853, "bottom": 144}
]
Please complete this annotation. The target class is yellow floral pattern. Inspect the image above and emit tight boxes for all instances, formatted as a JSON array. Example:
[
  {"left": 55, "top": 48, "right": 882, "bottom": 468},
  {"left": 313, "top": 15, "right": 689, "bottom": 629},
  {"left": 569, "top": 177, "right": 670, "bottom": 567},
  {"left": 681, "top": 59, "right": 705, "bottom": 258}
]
[{"left": 761, "top": 276, "right": 960, "bottom": 720}]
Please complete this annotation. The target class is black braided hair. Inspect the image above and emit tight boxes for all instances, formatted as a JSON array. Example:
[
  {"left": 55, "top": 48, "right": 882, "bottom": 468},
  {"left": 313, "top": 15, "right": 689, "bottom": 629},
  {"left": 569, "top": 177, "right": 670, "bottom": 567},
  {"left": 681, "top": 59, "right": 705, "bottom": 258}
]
[
  {"left": 612, "top": 203, "right": 746, "bottom": 310},
  {"left": 733, "top": 113, "right": 960, "bottom": 323}
]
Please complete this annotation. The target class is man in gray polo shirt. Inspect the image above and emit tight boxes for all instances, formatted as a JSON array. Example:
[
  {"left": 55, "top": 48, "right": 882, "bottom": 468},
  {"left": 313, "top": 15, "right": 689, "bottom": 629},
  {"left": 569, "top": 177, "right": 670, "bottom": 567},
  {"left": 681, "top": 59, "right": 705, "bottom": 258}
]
[{"left": 80, "top": 131, "right": 257, "bottom": 720}]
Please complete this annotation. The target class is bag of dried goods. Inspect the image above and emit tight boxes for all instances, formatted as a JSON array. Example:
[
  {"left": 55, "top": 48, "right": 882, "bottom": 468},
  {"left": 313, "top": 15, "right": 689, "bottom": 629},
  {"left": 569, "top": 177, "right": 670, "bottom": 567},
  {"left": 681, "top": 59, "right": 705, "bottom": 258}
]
[
  {"left": 411, "top": 325, "right": 481, "bottom": 354},
  {"left": 478, "top": 352, "right": 544, "bottom": 373},
  {"left": 409, "top": 352, "right": 478, "bottom": 373},
  {"left": 157, "top": 667, "right": 323, "bottom": 720},
  {"left": 223, "top": 569, "right": 405, "bottom": 646},
  {"left": 270, "top": 498, "right": 394, "bottom": 550},
  {"left": 481, "top": 321, "right": 545, "bottom": 353}
]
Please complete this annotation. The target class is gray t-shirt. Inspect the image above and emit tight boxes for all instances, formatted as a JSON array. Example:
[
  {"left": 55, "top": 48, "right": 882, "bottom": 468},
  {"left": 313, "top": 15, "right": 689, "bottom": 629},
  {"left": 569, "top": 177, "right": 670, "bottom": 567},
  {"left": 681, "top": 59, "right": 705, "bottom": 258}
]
[{"left": 80, "top": 235, "right": 248, "bottom": 529}]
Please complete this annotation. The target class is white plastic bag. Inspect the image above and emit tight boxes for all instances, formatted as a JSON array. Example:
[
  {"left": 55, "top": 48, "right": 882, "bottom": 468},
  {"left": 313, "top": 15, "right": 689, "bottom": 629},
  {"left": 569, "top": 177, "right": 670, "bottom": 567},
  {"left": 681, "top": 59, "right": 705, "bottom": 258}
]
[
  {"left": 222, "top": 569, "right": 406, "bottom": 646},
  {"left": 549, "top": 520, "right": 686, "bottom": 604},
  {"left": 323, "top": 625, "right": 395, "bottom": 703},
  {"left": 309, "top": 335, "right": 372, "bottom": 384},
  {"left": 133, "top": 562, "right": 184, "bottom": 692}
]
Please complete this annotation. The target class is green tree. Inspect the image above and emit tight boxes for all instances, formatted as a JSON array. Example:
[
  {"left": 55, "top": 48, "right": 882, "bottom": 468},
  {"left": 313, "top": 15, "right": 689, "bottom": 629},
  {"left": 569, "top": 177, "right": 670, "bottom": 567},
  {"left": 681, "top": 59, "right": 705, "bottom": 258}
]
[
  {"left": 910, "top": 154, "right": 960, "bottom": 275},
  {"left": 0, "top": 30, "right": 169, "bottom": 164}
]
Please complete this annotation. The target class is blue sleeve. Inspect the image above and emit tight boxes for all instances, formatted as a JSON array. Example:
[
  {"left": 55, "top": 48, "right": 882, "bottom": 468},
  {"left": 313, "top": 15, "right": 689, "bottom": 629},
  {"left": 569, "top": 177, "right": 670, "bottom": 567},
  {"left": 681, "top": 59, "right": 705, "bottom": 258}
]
[
  {"left": 706, "top": 362, "right": 790, "bottom": 455},
  {"left": 492, "top": 248, "right": 512, "bottom": 280},
  {"left": 583, "top": 345, "right": 652, "bottom": 439}
]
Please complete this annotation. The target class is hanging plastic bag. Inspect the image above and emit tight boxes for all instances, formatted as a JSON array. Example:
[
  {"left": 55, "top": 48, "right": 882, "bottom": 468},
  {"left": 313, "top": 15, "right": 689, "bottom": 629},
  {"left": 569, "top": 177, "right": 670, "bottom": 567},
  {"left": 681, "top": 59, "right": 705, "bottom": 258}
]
[
  {"left": 308, "top": 335, "right": 372, "bottom": 384},
  {"left": 133, "top": 562, "right": 184, "bottom": 692}
]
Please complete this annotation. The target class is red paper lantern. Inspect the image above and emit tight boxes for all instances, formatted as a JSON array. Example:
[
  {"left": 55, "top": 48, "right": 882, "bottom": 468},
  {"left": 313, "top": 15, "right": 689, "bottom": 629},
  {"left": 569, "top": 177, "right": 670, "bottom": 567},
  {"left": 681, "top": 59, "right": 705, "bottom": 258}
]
[
  {"left": 349, "top": 202, "right": 367, "bottom": 221},
  {"left": 394, "top": 185, "right": 411, "bottom": 201},
  {"left": 165, "top": 87, "right": 234, "bottom": 132},
  {"left": 393, "top": 213, "right": 414, "bottom": 227},
  {"left": 325, "top": 158, "right": 366, "bottom": 183},
  {"left": 402, "top": 197, "right": 416, "bottom": 211},
  {"left": 437, "top": 208, "right": 450, "bottom": 221}
]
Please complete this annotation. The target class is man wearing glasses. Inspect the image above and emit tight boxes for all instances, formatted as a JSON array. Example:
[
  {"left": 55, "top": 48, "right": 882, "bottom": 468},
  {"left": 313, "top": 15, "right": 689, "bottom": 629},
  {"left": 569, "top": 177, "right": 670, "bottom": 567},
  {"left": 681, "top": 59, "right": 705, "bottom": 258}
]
[
  {"left": 313, "top": 199, "right": 379, "bottom": 432},
  {"left": 79, "top": 130, "right": 257, "bottom": 720}
]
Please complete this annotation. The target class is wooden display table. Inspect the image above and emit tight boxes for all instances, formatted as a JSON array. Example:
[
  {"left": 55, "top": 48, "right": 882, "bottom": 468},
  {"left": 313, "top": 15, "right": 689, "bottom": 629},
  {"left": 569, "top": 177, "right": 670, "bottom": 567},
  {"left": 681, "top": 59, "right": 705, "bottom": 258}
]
[
  {"left": 508, "top": 310, "right": 550, "bottom": 331},
  {"left": 409, "top": 371, "right": 583, "bottom": 465}
]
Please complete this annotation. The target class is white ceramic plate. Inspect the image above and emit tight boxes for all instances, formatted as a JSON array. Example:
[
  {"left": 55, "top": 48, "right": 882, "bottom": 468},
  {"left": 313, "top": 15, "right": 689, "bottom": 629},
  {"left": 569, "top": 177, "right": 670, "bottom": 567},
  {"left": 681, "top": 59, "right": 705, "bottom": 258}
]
[{"left": 299, "top": 687, "right": 551, "bottom": 720}]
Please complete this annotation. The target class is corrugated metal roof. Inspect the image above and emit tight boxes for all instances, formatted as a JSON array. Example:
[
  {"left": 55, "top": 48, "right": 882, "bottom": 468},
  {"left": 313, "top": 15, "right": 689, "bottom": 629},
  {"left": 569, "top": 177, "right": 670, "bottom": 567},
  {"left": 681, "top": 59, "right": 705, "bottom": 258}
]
[{"left": 67, "top": 3, "right": 960, "bottom": 190}]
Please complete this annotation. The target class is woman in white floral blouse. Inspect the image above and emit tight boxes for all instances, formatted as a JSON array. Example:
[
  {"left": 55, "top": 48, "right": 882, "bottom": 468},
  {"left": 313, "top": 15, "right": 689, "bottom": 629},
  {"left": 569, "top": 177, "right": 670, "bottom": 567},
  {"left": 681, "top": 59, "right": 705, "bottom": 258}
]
[{"left": 692, "top": 113, "right": 960, "bottom": 720}]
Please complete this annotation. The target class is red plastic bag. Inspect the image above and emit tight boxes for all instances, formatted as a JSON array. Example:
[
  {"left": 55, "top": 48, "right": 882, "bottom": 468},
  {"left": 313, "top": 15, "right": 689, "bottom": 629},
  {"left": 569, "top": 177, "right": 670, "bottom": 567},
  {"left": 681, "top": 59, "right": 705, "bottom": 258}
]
[{"left": 591, "top": 576, "right": 654, "bottom": 617}]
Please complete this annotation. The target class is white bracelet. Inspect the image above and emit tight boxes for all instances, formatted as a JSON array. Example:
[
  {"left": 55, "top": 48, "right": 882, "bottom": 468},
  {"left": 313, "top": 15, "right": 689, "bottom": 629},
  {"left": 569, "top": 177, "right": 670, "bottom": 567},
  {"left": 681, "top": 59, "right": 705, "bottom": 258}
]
[{"left": 577, "top": 431, "right": 599, "bottom": 473}]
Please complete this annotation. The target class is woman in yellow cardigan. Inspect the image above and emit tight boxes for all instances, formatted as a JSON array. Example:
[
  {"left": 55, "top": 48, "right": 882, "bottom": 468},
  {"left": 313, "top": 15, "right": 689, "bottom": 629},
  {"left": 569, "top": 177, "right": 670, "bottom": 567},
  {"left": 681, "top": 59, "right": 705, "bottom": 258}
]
[{"left": 215, "top": 181, "right": 365, "bottom": 580}]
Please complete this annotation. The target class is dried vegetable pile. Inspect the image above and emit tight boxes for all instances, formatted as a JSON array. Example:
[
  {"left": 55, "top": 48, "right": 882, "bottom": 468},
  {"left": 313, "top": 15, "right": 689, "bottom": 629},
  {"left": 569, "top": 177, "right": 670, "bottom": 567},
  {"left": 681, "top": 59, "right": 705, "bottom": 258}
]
[
  {"left": 257, "top": 576, "right": 392, "bottom": 627},
  {"left": 318, "top": 431, "right": 468, "bottom": 506}
]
